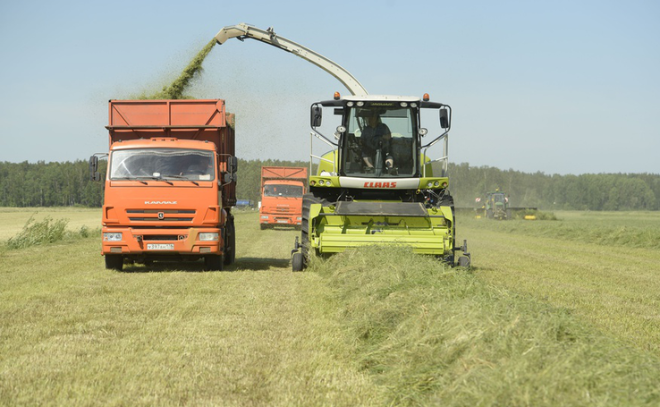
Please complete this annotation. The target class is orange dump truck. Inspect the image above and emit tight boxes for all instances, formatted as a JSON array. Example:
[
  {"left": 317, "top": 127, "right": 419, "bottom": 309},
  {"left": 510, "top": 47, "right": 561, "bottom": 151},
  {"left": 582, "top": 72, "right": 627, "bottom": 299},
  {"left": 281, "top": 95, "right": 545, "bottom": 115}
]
[
  {"left": 89, "top": 99, "right": 238, "bottom": 271},
  {"left": 259, "top": 166, "right": 308, "bottom": 229}
]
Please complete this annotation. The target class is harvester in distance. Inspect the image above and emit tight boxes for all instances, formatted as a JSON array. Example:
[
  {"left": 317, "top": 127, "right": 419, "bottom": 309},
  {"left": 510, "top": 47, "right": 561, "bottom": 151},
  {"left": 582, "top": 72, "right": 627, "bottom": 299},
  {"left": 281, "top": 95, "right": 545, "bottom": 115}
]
[{"left": 476, "top": 189, "right": 537, "bottom": 220}]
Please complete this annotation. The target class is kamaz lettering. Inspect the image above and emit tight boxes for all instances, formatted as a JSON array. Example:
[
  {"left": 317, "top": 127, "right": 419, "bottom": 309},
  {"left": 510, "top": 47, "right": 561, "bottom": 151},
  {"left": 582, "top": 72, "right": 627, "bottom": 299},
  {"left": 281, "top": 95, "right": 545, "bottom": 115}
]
[
  {"left": 363, "top": 181, "right": 397, "bottom": 188},
  {"left": 145, "top": 201, "right": 178, "bottom": 205}
]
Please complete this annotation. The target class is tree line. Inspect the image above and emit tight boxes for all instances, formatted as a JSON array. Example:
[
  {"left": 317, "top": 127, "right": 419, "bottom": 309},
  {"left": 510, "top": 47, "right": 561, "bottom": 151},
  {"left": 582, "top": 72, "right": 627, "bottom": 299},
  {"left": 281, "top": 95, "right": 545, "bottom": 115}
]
[
  {"left": 449, "top": 163, "right": 660, "bottom": 211},
  {"left": 1, "top": 160, "right": 658, "bottom": 211},
  {"left": 0, "top": 160, "right": 104, "bottom": 207}
]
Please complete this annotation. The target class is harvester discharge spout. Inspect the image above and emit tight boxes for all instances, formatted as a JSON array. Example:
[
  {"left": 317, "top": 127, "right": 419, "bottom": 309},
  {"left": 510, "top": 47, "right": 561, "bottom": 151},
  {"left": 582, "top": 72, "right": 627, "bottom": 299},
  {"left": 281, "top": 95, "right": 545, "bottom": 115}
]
[{"left": 214, "top": 23, "right": 368, "bottom": 96}]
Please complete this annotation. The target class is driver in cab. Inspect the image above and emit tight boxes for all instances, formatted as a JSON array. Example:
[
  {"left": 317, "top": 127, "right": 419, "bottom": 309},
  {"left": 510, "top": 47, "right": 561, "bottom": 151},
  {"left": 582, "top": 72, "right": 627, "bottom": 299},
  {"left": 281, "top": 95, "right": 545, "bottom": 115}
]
[{"left": 361, "top": 111, "right": 394, "bottom": 171}]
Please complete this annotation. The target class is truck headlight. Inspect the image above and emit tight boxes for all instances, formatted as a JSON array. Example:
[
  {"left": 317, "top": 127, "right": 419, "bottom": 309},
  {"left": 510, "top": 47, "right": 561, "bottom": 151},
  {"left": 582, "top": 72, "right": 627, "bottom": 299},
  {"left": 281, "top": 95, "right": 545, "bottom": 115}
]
[
  {"left": 198, "top": 232, "right": 219, "bottom": 241},
  {"left": 103, "top": 232, "right": 122, "bottom": 242}
]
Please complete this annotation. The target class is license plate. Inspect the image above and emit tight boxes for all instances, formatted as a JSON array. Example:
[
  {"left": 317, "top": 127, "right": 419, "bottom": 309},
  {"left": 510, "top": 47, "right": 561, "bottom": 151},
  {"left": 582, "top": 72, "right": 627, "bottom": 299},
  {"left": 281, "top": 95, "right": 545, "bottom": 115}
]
[
  {"left": 147, "top": 243, "right": 174, "bottom": 250},
  {"left": 277, "top": 220, "right": 288, "bottom": 223}
]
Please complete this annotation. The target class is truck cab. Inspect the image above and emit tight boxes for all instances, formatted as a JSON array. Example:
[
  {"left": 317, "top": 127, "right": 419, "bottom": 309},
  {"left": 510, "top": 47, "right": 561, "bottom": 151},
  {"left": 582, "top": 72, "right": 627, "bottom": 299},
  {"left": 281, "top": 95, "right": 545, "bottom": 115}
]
[{"left": 259, "top": 166, "right": 308, "bottom": 229}]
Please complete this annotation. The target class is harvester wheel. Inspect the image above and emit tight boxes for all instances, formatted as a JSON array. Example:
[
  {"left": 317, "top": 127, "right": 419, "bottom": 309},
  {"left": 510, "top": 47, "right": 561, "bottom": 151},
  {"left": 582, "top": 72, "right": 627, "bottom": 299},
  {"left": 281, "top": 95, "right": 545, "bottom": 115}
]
[
  {"left": 301, "top": 195, "right": 312, "bottom": 262},
  {"left": 439, "top": 193, "right": 457, "bottom": 266},
  {"left": 292, "top": 252, "right": 304, "bottom": 272},
  {"left": 105, "top": 255, "right": 123, "bottom": 271},
  {"left": 458, "top": 256, "right": 471, "bottom": 268},
  {"left": 301, "top": 193, "right": 329, "bottom": 265}
]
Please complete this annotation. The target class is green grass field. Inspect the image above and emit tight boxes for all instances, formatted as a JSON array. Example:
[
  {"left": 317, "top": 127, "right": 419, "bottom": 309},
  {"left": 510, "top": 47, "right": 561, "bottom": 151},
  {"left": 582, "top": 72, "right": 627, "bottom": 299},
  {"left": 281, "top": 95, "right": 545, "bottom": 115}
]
[
  {"left": 1, "top": 208, "right": 659, "bottom": 406},
  {"left": 0, "top": 207, "right": 100, "bottom": 242}
]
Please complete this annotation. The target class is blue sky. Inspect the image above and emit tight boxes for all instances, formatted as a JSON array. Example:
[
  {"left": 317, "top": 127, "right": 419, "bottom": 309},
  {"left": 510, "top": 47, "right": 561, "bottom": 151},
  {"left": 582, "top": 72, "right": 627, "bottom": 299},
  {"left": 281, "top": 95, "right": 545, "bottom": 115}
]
[{"left": 0, "top": 0, "right": 658, "bottom": 175}]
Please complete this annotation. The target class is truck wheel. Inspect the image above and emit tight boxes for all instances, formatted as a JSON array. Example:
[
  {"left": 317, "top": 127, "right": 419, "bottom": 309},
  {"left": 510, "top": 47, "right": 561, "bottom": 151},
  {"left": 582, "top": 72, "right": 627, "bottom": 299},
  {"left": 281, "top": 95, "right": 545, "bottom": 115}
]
[
  {"left": 292, "top": 252, "right": 304, "bottom": 272},
  {"left": 204, "top": 255, "right": 224, "bottom": 271},
  {"left": 260, "top": 223, "right": 267, "bottom": 230},
  {"left": 224, "top": 216, "right": 236, "bottom": 265},
  {"left": 105, "top": 255, "right": 123, "bottom": 271}
]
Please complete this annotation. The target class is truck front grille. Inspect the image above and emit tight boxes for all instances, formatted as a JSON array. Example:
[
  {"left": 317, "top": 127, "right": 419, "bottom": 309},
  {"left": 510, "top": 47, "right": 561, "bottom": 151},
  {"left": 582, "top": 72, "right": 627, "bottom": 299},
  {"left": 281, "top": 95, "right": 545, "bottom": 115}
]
[
  {"left": 127, "top": 209, "right": 195, "bottom": 222},
  {"left": 276, "top": 205, "right": 292, "bottom": 213}
]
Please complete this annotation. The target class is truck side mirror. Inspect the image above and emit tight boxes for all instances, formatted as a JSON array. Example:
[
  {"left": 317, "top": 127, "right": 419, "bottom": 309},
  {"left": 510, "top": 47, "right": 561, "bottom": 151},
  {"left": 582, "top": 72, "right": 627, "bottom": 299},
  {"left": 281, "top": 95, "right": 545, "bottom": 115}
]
[
  {"left": 440, "top": 108, "right": 450, "bottom": 129},
  {"left": 311, "top": 105, "right": 322, "bottom": 127},
  {"left": 227, "top": 156, "right": 238, "bottom": 172},
  {"left": 89, "top": 156, "right": 100, "bottom": 181},
  {"left": 227, "top": 156, "right": 238, "bottom": 173}
]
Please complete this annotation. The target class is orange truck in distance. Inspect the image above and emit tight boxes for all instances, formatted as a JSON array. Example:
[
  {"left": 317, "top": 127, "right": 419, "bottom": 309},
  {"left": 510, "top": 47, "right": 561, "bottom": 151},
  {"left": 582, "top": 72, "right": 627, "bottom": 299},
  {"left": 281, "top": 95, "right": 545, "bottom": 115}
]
[
  {"left": 259, "top": 166, "right": 308, "bottom": 229},
  {"left": 89, "top": 99, "right": 238, "bottom": 271}
]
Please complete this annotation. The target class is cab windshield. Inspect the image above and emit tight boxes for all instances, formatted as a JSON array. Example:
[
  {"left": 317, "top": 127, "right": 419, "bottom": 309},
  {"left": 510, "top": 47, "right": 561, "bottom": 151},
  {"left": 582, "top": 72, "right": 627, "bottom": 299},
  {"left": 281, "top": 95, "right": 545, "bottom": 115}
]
[
  {"left": 263, "top": 184, "right": 303, "bottom": 197},
  {"left": 492, "top": 193, "right": 507, "bottom": 203},
  {"left": 109, "top": 148, "right": 215, "bottom": 181},
  {"left": 343, "top": 105, "right": 416, "bottom": 177}
]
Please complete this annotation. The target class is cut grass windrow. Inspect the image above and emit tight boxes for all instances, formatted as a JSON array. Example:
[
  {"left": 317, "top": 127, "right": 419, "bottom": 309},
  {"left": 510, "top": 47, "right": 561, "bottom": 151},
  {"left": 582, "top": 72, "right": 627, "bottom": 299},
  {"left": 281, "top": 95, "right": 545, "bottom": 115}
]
[{"left": 316, "top": 246, "right": 660, "bottom": 406}]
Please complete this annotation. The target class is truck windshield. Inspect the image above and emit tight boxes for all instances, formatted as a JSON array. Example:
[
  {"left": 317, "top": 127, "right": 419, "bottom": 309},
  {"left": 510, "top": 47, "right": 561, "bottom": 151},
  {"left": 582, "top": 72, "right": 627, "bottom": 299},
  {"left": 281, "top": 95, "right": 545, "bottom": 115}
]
[
  {"left": 343, "top": 105, "right": 416, "bottom": 177},
  {"left": 109, "top": 149, "right": 215, "bottom": 181},
  {"left": 263, "top": 184, "right": 303, "bottom": 197}
]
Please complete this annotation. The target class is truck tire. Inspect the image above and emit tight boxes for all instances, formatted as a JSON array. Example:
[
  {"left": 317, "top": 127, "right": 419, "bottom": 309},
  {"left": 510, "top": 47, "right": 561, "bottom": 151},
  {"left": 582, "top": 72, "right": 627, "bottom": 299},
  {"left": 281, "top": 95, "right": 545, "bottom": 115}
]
[
  {"left": 105, "top": 255, "right": 123, "bottom": 271},
  {"left": 224, "top": 216, "right": 236, "bottom": 265},
  {"left": 204, "top": 255, "right": 224, "bottom": 271},
  {"left": 291, "top": 252, "right": 304, "bottom": 272}
]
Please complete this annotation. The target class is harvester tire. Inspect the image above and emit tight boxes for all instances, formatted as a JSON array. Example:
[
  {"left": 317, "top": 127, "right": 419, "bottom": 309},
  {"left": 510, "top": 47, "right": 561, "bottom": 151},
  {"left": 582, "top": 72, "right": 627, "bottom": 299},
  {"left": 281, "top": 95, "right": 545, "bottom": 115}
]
[
  {"left": 458, "top": 256, "right": 471, "bottom": 268},
  {"left": 301, "top": 193, "right": 329, "bottom": 264},
  {"left": 439, "top": 193, "right": 457, "bottom": 266},
  {"left": 292, "top": 252, "right": 304, "bottom": 272}
]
